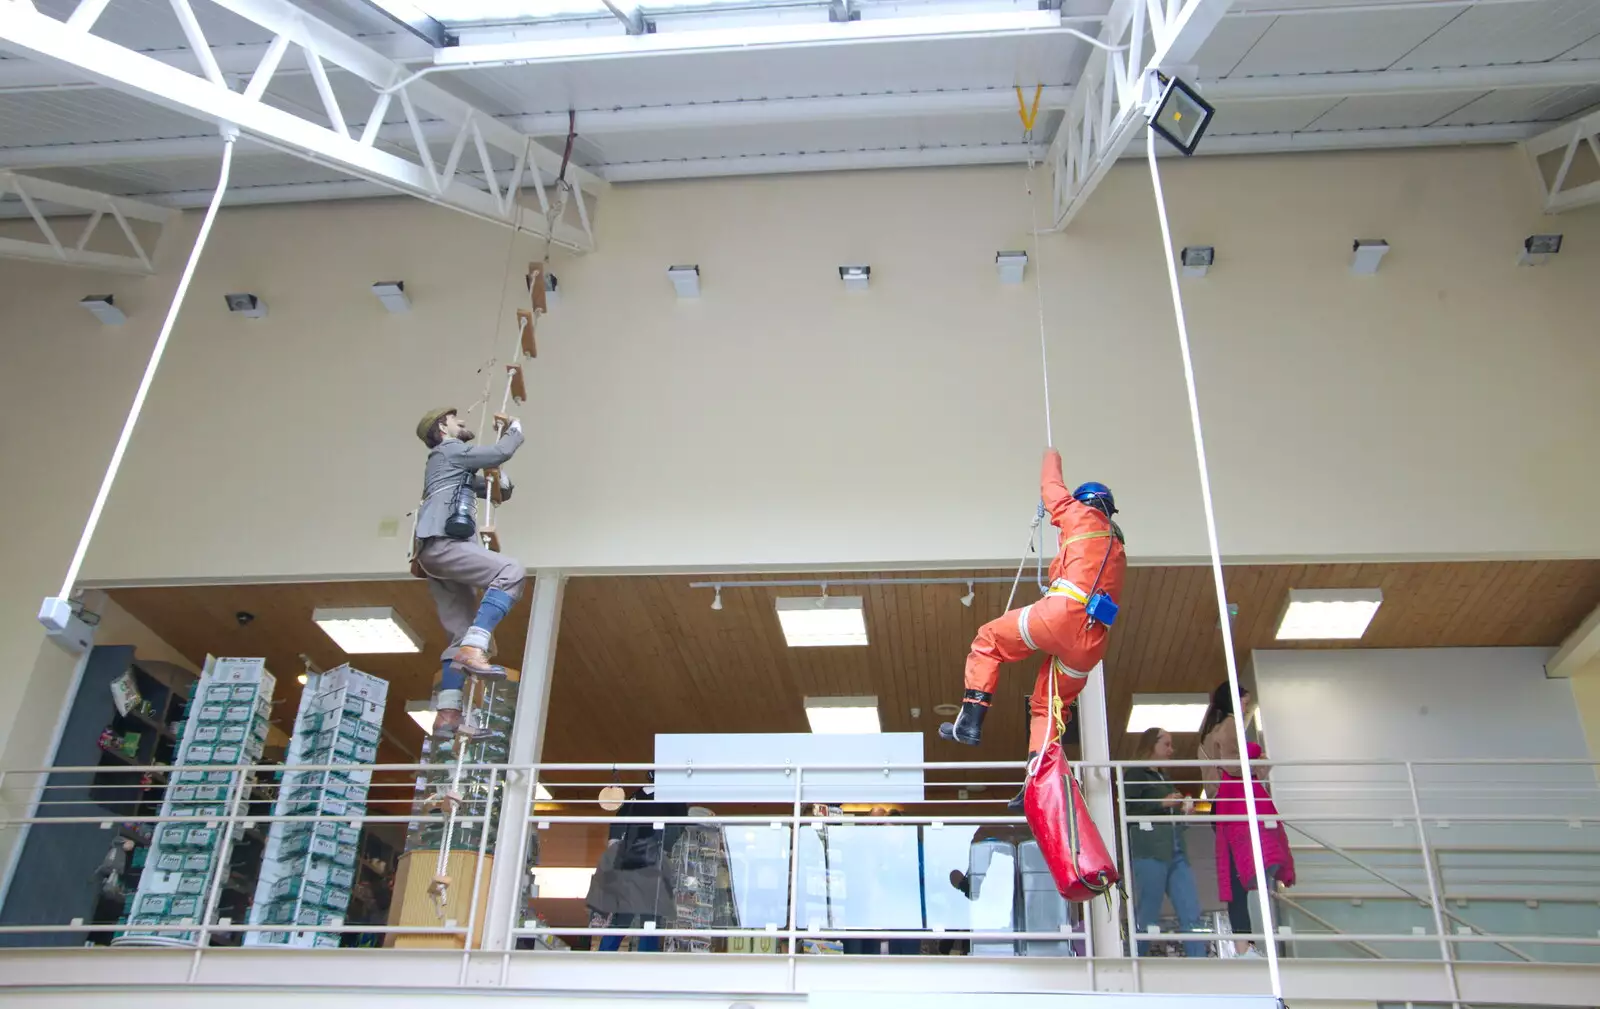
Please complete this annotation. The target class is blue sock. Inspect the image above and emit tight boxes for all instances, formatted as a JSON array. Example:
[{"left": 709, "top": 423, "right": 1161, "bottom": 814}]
[
  {"left": 439, "top": 660, "right": 463, "bottom": 693},
  {"left": 471, "top": 587, "right": 514, "bottom": 634}
]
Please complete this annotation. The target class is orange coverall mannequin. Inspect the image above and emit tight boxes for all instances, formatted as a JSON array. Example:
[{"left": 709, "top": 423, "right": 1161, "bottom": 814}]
[{"left": 938, "top": 448, "right": 1127, "bottom": 760}]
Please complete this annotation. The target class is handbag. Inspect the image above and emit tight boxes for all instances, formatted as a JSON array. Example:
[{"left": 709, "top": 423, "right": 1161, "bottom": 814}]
[{"left": 1022, "top": 668, "right": 1119, "bottom": 901}]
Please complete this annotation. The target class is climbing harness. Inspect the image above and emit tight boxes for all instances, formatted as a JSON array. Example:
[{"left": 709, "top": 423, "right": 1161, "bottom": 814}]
[{"left": 1145, "top": 124, "right": 1282, "bottom": 997}]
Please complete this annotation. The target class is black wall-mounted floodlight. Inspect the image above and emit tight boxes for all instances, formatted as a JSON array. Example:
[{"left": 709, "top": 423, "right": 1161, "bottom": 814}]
[{"left": 1147, "top": 72, "right": 1215, "bottom": 157}]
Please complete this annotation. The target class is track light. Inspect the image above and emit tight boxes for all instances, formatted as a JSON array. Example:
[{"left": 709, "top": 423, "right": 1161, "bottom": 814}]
[
  {"left": 80, "top": 294, "right": 125, "bottom": 325},
  {"left": 668, "top": 264, "right": 701, "bottom": 298},
  {"left": 1180, "top": 246, "right": 1214, "bottom": 278},
  {"left": 711, "top": 585, "right": 723, "bottom": 611},
  {"left": 224, "top": 292, "right": 268, "bottom": 318},
  {"left": 1518, "top": 234, "right": 1562, "bottom": 266},
  {"left": 1350, "top": 239, "right": 1389, "bottom": 276},
  {"left": 372, "top": 281, "right": 410, "bottom": 313},
  {"left": 995, "top": 251, "right": 1027, "bottom": 285},
  {"left": 839, "top": 265, "right": 870, "bottom": 291},
  {"left": 960, "top": 582, "right": 975, "bottom": 608}
]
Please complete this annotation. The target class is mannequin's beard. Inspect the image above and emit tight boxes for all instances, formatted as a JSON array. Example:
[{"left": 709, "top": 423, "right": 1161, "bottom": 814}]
[{"left": 457, "top": 429, "right": 476, "bottom": 443}]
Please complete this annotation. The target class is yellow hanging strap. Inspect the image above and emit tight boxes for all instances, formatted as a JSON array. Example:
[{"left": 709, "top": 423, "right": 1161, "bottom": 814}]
[{"left": 1015, "top": 84, "right": 1043, "bottom": 137}]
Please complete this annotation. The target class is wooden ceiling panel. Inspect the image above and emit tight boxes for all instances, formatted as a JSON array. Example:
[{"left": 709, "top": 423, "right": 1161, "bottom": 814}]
[{"left": 109, "top": 560, "right": 1600, "bottom": 781}]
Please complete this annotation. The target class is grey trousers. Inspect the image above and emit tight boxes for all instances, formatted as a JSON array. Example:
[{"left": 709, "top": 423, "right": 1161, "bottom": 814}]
[{"left": 416, "top": 536, "right": 526, "bottom": 662}]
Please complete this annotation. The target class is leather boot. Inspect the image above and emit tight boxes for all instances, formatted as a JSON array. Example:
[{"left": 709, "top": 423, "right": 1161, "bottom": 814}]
[
  {"left": 451, "top": 644, "right": 506, "bottom": 680},
  {"left": 949, "top": 869, "right": 971, "bottom": 897},
  {"left": 1008, "top": 751, "right": 1038, "bottom": 812},
  {"left": 937, "top": 690, "right": 993, "bottom": 746},
  {"left": 433, "top": 708, "right": 496, "bottom": 741}
]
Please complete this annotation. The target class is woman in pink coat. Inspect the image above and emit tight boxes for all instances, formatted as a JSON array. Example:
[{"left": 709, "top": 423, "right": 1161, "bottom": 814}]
[{"left": 1197, "top": 684, "right": 1295, "bottom": 957}]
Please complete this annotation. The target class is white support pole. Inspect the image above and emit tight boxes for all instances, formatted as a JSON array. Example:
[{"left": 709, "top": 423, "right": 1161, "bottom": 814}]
[
  {"left": 481, "top": 569, "right": 566, "bottom": 952},
  {"left": 1077, "top": 661, "right": 1126, "bottom": 977}
]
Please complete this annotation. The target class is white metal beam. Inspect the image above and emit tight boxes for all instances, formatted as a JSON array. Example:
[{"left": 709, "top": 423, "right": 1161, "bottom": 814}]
[
  {"left": 1048, "top": 0, "right": 1234, "bottom": 229},
  {"left": 1546, "top": 604, "right": 1600, "bottom": 680},
  {"left": 0, "top": 169, "right": 175, "bottom": 273},
  {"left": 1523, "top": 106, "right": 1600, "bottom": 215},
  {"left": 0, "top": 1, "right": 602, "bottom": 250}
]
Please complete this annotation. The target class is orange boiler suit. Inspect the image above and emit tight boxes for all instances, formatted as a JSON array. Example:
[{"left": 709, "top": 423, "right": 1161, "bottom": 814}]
[{"left": 964, "top": 449, "right": 1127, "bottom": 754}]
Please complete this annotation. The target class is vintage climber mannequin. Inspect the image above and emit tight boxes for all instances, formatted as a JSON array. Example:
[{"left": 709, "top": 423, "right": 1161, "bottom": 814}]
[
  {"left": 939, "top": 447, "right": 1126, "bottom": 807},
  {"left": 413, "top": 407, "right": 527, "bottom": 739}
]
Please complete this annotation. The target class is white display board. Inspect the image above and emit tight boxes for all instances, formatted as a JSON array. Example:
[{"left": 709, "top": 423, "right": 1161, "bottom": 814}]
[
  {"left": 653, "top": 733, "right": 924, "bottom": 804},
  {"left": 812, "top": 995, "right": 1281, "bottom": 1009}
]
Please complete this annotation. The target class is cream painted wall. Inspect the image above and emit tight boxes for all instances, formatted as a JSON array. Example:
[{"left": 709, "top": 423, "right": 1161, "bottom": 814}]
[
  {"left": 1, "top": 146, "right": 1599, "bottom": 759},
  {"left": 1574, "top": 662, "right": 1600, "bottom": 761}
]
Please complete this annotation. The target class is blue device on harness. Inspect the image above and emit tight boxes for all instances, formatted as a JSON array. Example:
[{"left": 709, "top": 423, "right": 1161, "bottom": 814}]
[{"left": 1086, "top": 592, "right": 1119, "bottom": 627}]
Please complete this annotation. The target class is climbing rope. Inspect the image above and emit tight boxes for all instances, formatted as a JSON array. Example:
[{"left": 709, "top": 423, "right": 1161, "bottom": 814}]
[
  {"left": 1145, "top": 126, "right": 1282, "bottom": 997},
  {"left": 52, "top": 133, "right": 237, "bottom": 603}
]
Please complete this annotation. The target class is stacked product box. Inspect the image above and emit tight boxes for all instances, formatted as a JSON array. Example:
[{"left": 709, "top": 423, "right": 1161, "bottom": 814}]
[
  {"left": 246, "top": 664, "right": 387, "bottom": 948},
  {"left": 113, "top": 657, "right": 275, "bottom": 947}
]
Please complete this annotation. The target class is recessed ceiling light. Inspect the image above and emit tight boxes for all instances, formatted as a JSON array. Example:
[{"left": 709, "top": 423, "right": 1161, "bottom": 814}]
[
  {"left": 804, "top": 696, "right": 881, "bottom": 734},
  {"left": 775, "top": 595, "right": 867, "bottom": 647},
  {"left": 1275, "top": 588, "right": 1383, "bottom": 641},
  {"left": 405, "top": 699, "right": 435, "bottom": 735},
  {"left": 313, "top": 606, "right": 423, "bottom": 654},
  {"left": 1126, "top": 693, "right": 1210, "bottom": 733}
]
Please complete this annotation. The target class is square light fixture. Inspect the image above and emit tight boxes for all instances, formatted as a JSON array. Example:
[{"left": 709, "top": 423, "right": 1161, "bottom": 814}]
[
  {"left": 1147, "top": 72, "right": 1215, "bottom": 157},
  {"left": 995, "top": 251, "right": 1028, "bottom": 284},
  {"left": 81, "top": 294, "right": 126, "bottom": 325},
  {"left": 405, "top": 698, "right": 435, "bottom": 735},
  {"left": 667, "top": 264, "right": 700, "bottom": 298},
  {"left": 1518, "top": 234, "right": 1562, "bottom": 266},
  {"left": 775, "top": 595, "right": 868, "bottom": 647},
  {"left": 1126, "top": 693, "right": 1210, "bottom": 734},
  {"left": 313, "top": 606, "right": 423, "bottom": 653},
  {"left": 804, "top": 696, "right": 881, "bottom": 734},
  {"left": 1180, "top": 246, "right": 1214, "bottom": 278},
  {"left": 839, "top": 265, "right": 870, "bottom": 291},
  {"left": 1275, "top": 588, "right": 1383, "bottom": 641},
  {"left": 1350, "top": 239, "right": 1390, "bottom": 275},
  {"left": 372, "top": 281, "right": 411, "bottom": 313}
]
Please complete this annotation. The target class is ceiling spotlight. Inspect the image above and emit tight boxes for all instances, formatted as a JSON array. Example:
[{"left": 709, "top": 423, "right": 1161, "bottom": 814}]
[
  {"left": 1146, "top": 71, "right": 1215, "bottom": 157},
  {"left": 711, "top": 585, "right": 723, "bottom": 611},
  {"left": 960, "top": 582, "right": 975, "bottom": 608},
  {"left": 372, "top": 281, "right": 410, "bottom": 313},
  {"left": 995, "top": 251, "right": 1027, "bottom": 285},
  {"left": 1350, "top": 239, "right": 1389, "bottom": 276},
  {"left": 667, "top": 264, "right": 701, "bottom": 298},
  {"left": 80, "top": 294, "right": 126, "bottom": 325},
  {"left": 838, "top": 265, "right": 870, "bottom": 292},
  {"left": 297, "top": 673, "right": 309, "bottom": 685},
  {"left": 1518, "top": 234, "right": 1562, "bottom": 266},
  {"left": 224, "top": 292, "right": 268, "bottom": 318},
  {"left": 1180, "top": 246, "right": 1214, "bottom": 278}
]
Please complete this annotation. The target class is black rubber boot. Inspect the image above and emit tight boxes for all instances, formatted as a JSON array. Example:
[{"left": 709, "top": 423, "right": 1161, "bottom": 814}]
[
  {"left": 937, "top": 690, "right": 993, "bottom": 746},
  {"left": 1007, "top": 751, "right": 1039, "bottom": 812},
  {"left": 949, "top": 869, "right": 971, "bottom": 897}
]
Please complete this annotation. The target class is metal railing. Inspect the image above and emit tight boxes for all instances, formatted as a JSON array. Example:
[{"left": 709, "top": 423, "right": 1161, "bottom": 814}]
[{"left": 1, "top": 755, "right": 1598, "bottom": 995}]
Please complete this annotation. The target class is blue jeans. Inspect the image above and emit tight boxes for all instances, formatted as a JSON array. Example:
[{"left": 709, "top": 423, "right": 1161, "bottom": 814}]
[
  {"left": 1131, "top": 852, "right": 1206, "bottom": 958},
  {"left": 598, "top": 913, "right": 660, "bottom": 952}
]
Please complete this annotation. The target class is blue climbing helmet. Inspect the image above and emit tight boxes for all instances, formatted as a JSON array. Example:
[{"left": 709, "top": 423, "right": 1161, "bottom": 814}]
[{"left": 1072, "top": 481, "right": 1117, "bottom": 517}]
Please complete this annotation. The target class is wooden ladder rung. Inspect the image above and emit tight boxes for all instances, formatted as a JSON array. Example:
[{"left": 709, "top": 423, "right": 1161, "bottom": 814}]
[
  {"left": 483, "top": 468, "right": 505, "bottom": 504},
  {"left": 526, "top": 262, "right": 548, "bottom": 314},
  {"left": 479, "top": 526, "right": 501, "bottom": 553},
  {"left": 516, "top": 308, "right": 538, "bottom": 359},
  {"left": 506, "top": 364, "right": 526, "bottom": 404}
]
